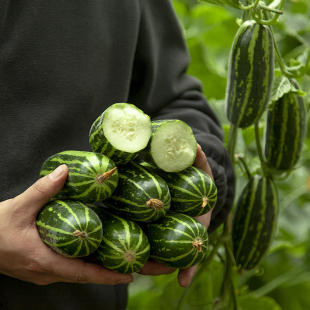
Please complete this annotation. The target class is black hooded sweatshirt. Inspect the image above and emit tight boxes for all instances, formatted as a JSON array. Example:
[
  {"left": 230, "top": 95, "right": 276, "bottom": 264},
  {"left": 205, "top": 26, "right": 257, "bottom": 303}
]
[{"left": 0, "top": 0, "right": 235, "bottom": 309}]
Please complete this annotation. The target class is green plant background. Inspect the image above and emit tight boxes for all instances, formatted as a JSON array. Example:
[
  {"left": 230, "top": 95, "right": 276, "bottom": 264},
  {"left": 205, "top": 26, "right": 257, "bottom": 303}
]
[{"left": 127, "top": 0, "right": 310, "bottom": 309}]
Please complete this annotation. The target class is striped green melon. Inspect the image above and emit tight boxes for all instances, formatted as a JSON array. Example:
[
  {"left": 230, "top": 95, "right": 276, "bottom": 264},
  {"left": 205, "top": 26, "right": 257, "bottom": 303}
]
[
  {"left": 92, "top": 207, "right": 150, "bottom": 274},
  {"left": 232, "top": 175, "right": 279, "bottom": 270},
  {"left": 138, "top": 120, "right": 197, "bottom": 172},
  {"left": 144, "top": 211, "right": 208, "bottom": 269},
  {"left": 264, "top": 87, "right": 307, "bottom": 171},
  {"left": 140, "top": 162, "right": 217, "bottom": 217},
  {"left": 104, "top": 162, "right": 170, "bottom": 222},
  {"left": 225, "top": 20, "right": 274, "bottom": 128},
  {"left": 40, "top": 151, "right": 118, "bottom": 203},
  {"left": 36, "top": 200, "right": 103, "bottom": 258},
  {"left": 89, "top": 103, "right": 152, "bottom": 165}
]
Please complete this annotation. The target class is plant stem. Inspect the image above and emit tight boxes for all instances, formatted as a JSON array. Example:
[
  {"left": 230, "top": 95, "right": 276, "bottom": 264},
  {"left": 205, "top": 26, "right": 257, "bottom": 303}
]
[
  {"left": 254, "top": 122, "right": 269, "bottom": 177},
  {"left": 176, "top": 239, "right": 224, "bottom": 310},
  {"left": 226, "top": 125, "right": 238, "bottom": 167},
  {"left": 239, "top": 0, "right": 260, "bottom": 11},
  {"left": 236, "top": 154, "right": 252, "bottom": 179},
  {"left": 253, "top": 0, "right": 285, "bottom": 25}
]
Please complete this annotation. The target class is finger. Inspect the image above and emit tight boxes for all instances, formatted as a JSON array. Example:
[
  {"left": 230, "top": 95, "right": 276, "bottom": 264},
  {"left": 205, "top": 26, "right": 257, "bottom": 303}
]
[
  {"left": 193, "top": 144, "right": 213, "bottom": 180},
  {"left": 177, "top": 264, "right": 199, "bottom": 288},
  {"left": 195, "top": 206, "right": 214, "bottom": 229},
  {"left": 14, "top": 164, "right": 68, "bottom": 215},
  {"left": 44, "top": 252, "right": 133, "bottom": 285},
  {"left": 137, "top": 260, "right": 176, "bottom": 276}
]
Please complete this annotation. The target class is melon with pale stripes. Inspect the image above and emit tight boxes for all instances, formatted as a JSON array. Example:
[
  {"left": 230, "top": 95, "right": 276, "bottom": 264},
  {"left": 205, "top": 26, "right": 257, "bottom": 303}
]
[
  {"left": 225, "top": 20, "right": 274, "bottom": 128},
  {"left": 92, "top": 207, "right": 150, "bottom": 274},
  {"left": 144, "top": 211, "right": 208, "bottom": 269},
  {"left": 36, "top": 200, "right": 103, "bottom": 258},
  {"left": 40, "top": 151, "right": 118, "bottom": 203},
  {"left": 232, "top": 175, "right": 279, "bottom": 270},
  {"left": 104, "top": 162, "right": 171, "bottom": 222},
  {"left": 140, "top": 162, "right": 217, "bottom": 217},
  {"left": 89, "top": 103, "right": 152, "bottom": 165},
  {"left": 264, "top": 89, "right": 307, "bottom": 171},
  {"left": 138, "top": 119, "right": 197, "bottom": 172}
]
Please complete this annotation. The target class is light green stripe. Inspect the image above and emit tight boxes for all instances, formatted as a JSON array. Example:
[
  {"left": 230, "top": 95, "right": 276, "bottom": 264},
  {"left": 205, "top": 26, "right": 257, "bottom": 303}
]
[
  {"left": 276, "top": 99, "right": 289, "bottom": 167},
  {"left": 118, "top": 174, "right": 151, "bottom": 199},
  {"left": 36, "top": 221, "right": 73, "bottom": 235},
  {"left": 132, "top": 162, "right": 163, "bottom": 197},
  {"left": 167, "top": 184, "right": 201, "bottom": 199},
  {"left": 175, "top": 172, "right": 203, "bottom": 197},
  {"left": 151, "top": 247, "right": 195, "bottom": 262},
  {"left": 101, "top": 235, "right": 124, "bottom": 253},
  {"left": 73, "top": 240, "right": 85, "bottom": 257},
  {"left": 235, "top": 177, "right": 259, "bottom": 262},
  {"left": 58, "top": 200, "right": 82, "bottom": 230},
  {"left": 291, "top": 100, "right": 301, "bottom": 168},
  {"left": 243, "top": 178, "right": 266, "bottom": 268},
  {"left": 43, "top": 238, "right": 79, "bottom": 248},
  {"left": 237, "top": 24, "right": 259, "bottom": 125}
]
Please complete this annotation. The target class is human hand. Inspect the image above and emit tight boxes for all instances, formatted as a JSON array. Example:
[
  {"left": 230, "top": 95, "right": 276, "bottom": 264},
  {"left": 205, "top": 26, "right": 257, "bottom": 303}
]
[
  {"left": 0, "top": 164, "right": 133, "bottom": 285},
  {"left": 138, "top": 144, "right": 214, "bottom": 287}
]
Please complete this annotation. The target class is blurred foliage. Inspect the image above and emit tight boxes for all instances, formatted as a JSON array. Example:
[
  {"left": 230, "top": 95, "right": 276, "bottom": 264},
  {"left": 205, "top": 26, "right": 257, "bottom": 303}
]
[{"left": 127, "top": 0, "right": 310, "bottom": 309}]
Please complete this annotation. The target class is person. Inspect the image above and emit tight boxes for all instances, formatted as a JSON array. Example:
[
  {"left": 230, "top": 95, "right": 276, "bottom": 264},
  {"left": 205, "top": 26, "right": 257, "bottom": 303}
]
[{"left": 0, "top": 0, "right": 235, "bottom": 309}]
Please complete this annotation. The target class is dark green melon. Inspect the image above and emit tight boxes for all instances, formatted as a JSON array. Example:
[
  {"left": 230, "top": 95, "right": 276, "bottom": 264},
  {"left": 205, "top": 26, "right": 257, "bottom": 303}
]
[
  {"left": 264, "top": 88, "right": 307, "bottom": 171},
  {"left": 89, "top": 103, "right": 152, "bottom": 165},
  {"left": 225, "top": 20, "right": 274, "bottom": 128},
  {"left": 104, "top": 162, "right": 171, "bottom": 222},
  {"left": 92, "top": 207, "right": 150, "bottom": 274},
  {"left": 144, "top": 212, "right": 208, "bottom": 269},
  {"left": 140, "top": 162, "right": 217, "bottom": 217},
  {"left": 40, "top": 150, "right": 118, "bottom": 203},
  {"left": 232, "top": 175, "right": 279, "bottom": 270},
  {"left": 36, "top": 200, "right": 103, "bottom": 258}
]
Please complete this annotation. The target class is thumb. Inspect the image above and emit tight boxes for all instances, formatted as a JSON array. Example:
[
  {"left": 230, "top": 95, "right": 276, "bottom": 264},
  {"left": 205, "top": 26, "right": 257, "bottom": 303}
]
[
  {"left": 14, "top": 164, "right": 68, "bottom": 215},
  {"left": 193, "top": 144, "right": 213, "bottom": 180}
]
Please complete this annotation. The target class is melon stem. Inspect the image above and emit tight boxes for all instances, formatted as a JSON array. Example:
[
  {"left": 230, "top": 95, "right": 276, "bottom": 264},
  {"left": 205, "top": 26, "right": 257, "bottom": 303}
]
[
  {"left": 73, "top": 230, "right": 88, "bottom": 239},
  {"left": 97, "top": 167, "right": 117, "bottom": 183},
  {"left": 192, "top": 238, "right": 203, "bottom": 252},
  {"left": 125, "top": 251, "right": 135, "bottom": 262},
  {"left": 146, "top": 198, "right": 163, "bottom": 211},
  {"left": 202, "top": 197, "right": 208, "bottom": 208}
]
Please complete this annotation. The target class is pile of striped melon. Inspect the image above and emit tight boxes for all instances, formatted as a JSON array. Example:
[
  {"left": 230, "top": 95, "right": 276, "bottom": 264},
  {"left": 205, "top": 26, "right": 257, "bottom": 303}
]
[{"left": 36, "top": 103, "right": 217, "bottom": 274}]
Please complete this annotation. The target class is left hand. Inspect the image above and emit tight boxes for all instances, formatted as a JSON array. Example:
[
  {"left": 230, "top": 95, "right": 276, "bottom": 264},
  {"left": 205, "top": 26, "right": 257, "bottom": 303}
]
[{"left": 137, "top": 144, "right": 214, "bottom": 287}]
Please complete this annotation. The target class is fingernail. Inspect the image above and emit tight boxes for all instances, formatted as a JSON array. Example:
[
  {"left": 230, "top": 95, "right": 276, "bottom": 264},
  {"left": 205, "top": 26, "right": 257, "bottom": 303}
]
[
  {"left": 49, "top": 165, "right": 64, "bottom": 180},
  {"left": 117, "top": 277, "right": 133, "bottom": 284}
]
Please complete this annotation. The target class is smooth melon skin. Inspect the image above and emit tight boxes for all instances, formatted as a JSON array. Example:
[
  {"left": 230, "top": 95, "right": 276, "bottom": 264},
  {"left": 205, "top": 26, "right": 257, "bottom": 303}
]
[
  {"left": 232, "top": 175, "right": 279, "bottom": 270},
  {"left": 140, "top": 163, "right": 217, "bottom": 217},
  {"left": 40, "top": 151, "right": 118, "bottom": 203},
  {"left": 225, "top": 20, "right": 274, "bottom": 128},
  {"left": 264, "top": 90, "right": 307, "bottom": 171},
  {"left": 143, "top": 211, "right": 208, "bottom": 269},
  {"left": 91, "top": 207, "right": 150, "bottom": 274},
  {"left": 103, "top": 162, "right": 171, "bottom": 223},
  {"left": 36, "top": 200, "right": 103, "bottom": 258},
  {"left": 138, "top": 119, "right": 197, "bottom": 172},
  {"left": 89, "top": 103, "right": 152, "bottom": 165}
]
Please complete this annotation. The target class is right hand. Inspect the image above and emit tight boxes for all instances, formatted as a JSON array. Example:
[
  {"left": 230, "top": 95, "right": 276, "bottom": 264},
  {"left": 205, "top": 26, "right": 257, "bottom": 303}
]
[{"left": 0, "top": 164, "right": 133, "bottom": 285}]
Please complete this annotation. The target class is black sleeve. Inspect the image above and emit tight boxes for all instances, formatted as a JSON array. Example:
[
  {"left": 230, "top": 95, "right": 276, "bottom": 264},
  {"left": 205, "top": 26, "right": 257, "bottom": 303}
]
[{"left": 128, "top": 0, "right": 235, "bottom": 233}]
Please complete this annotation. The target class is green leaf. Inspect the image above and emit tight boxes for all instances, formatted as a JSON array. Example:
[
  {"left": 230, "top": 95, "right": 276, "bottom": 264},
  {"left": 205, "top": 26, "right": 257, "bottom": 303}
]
[
  {"left": 270, "top": 76, "right": 294, "bottom": 102},
  {"left": 270, "top": 76, "right": 306, "bottom": 107},
  {"left": 238, "top": 295, "right": 282, "bottom": 310}
]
